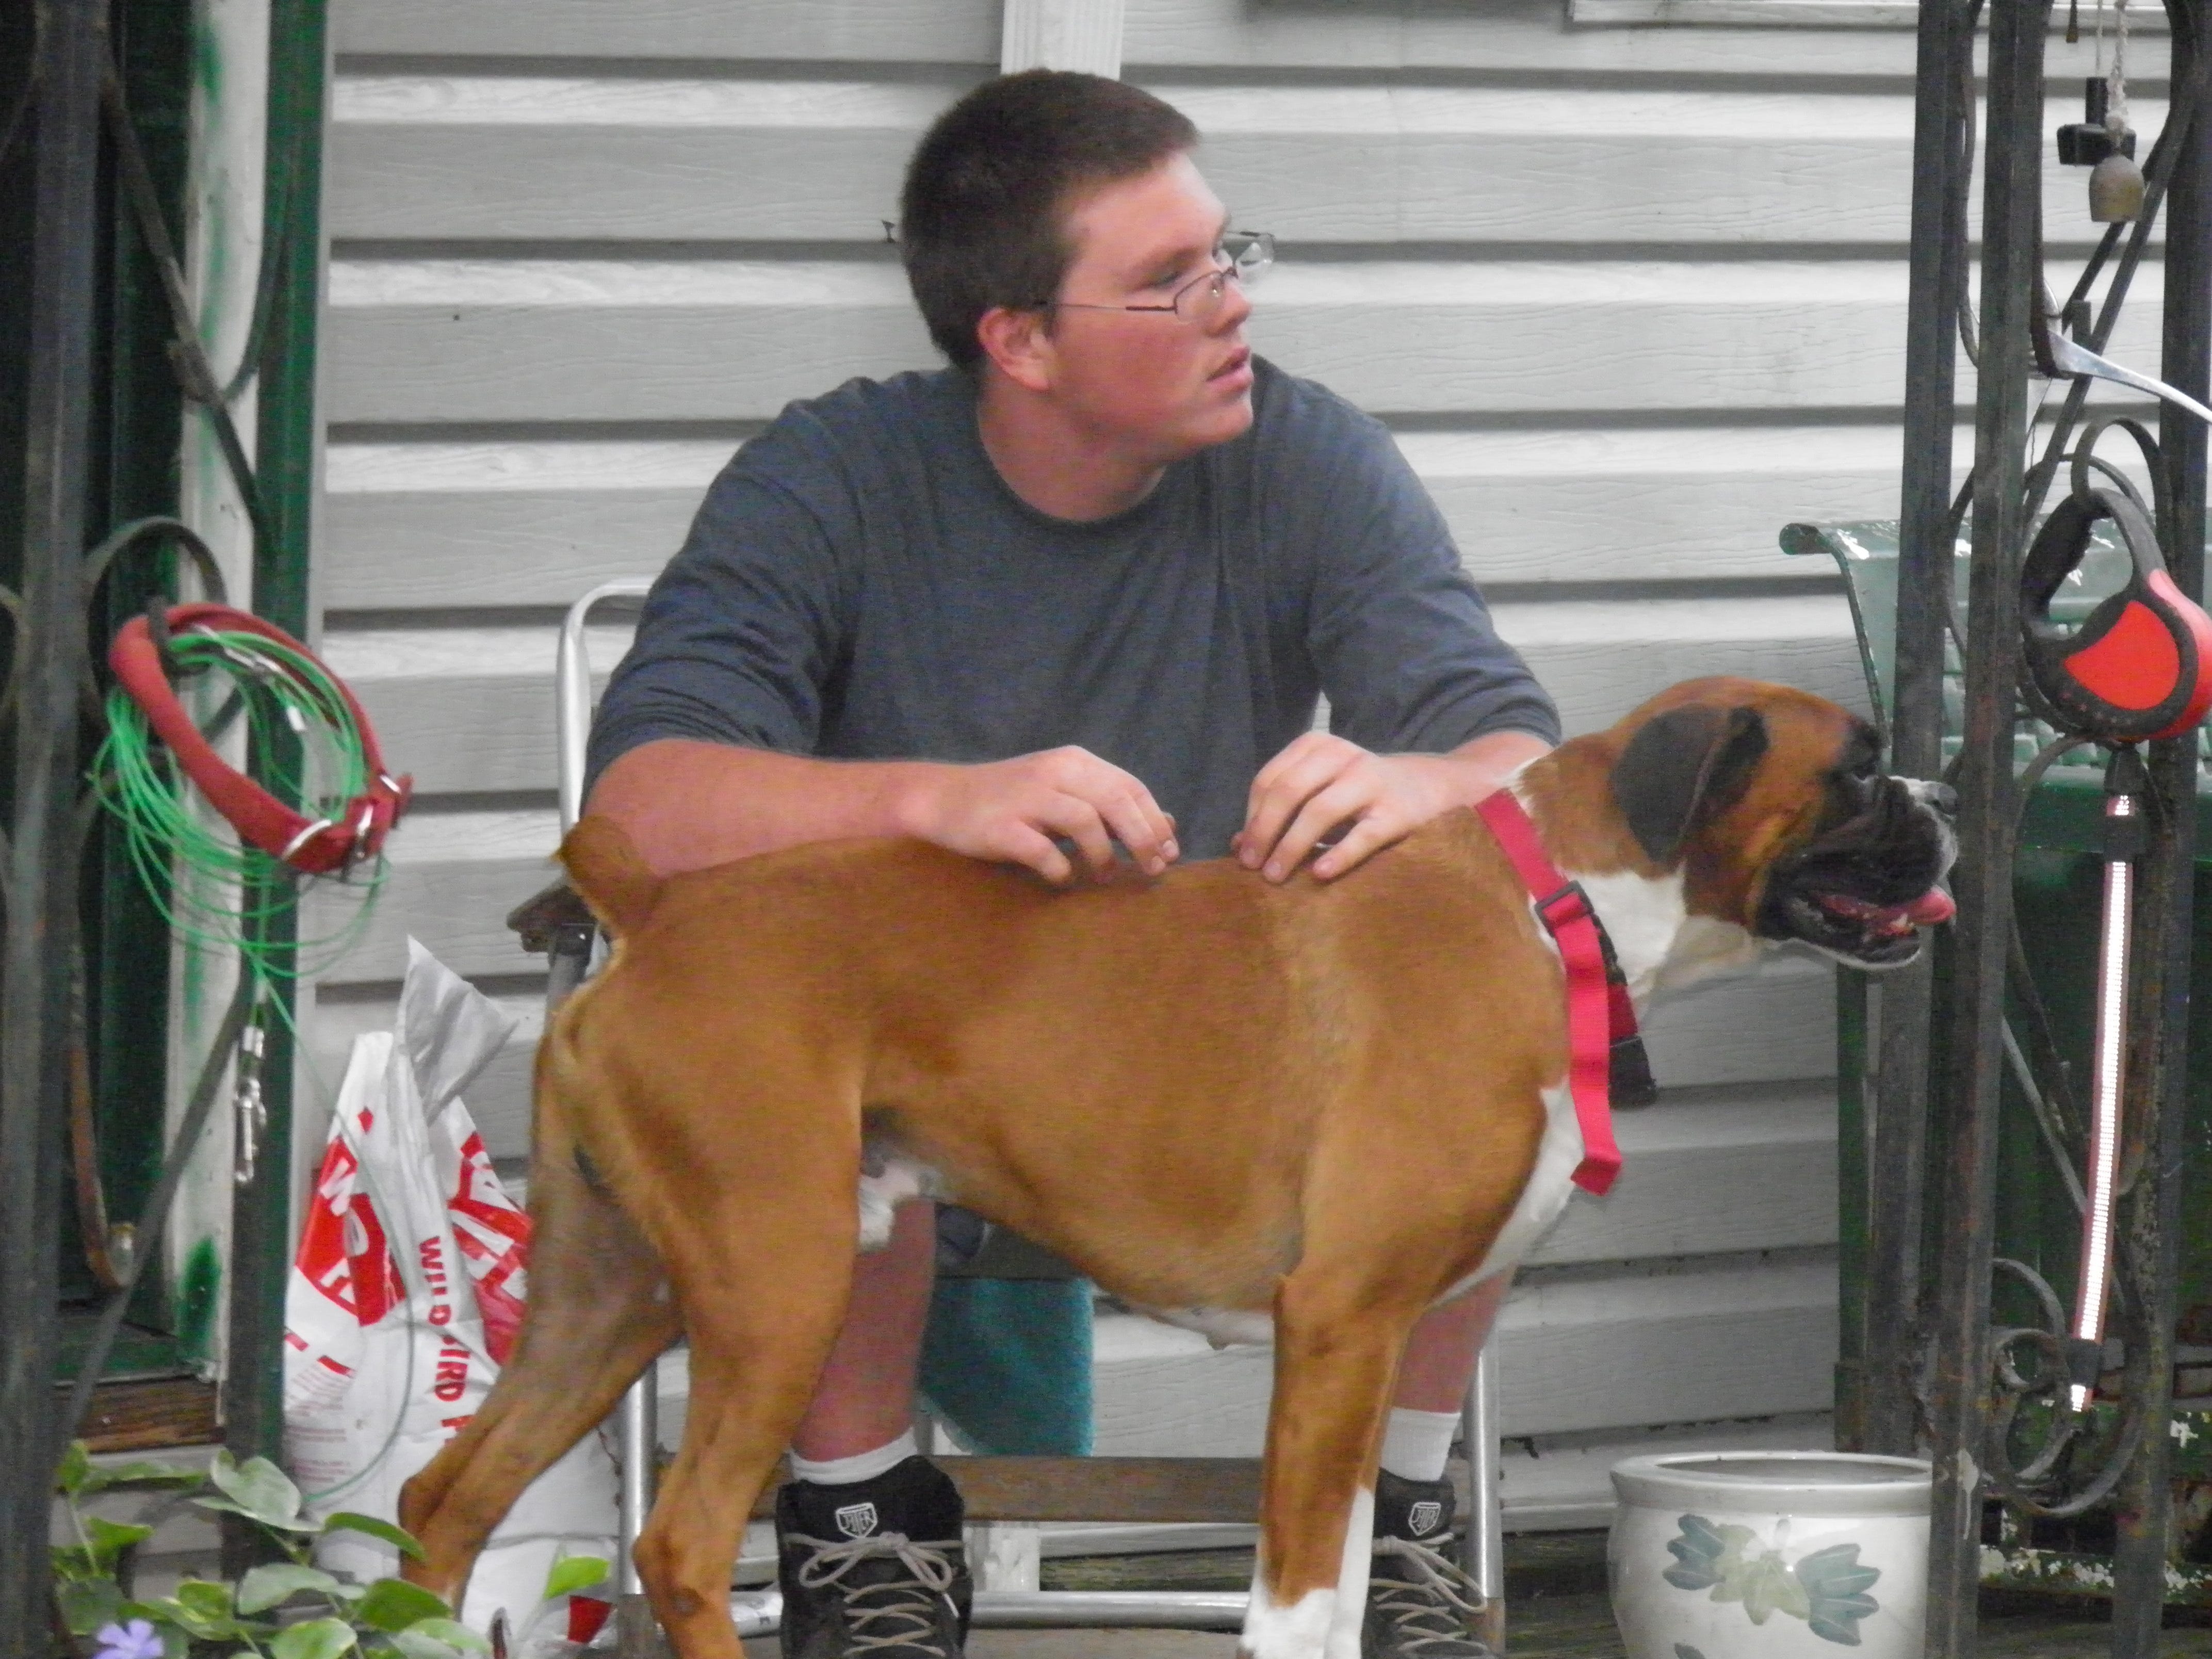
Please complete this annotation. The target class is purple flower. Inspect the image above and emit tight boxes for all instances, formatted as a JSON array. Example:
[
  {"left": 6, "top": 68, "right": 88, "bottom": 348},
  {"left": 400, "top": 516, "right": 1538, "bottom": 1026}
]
[{"left": 92, "top": 1619, "right": 162, "bottom": 1659}]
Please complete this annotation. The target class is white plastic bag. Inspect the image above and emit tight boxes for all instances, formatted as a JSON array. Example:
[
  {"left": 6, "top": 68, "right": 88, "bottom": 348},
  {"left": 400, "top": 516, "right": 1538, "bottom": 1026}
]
[{"left": 284, "top": 939, "right": 617, "bottom": 1648}]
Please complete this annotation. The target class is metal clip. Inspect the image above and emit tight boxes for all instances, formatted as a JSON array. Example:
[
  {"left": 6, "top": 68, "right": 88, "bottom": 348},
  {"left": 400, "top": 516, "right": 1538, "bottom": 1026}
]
[{"left": 234, "top": 1018, "right": 268, "bottom": 1188}]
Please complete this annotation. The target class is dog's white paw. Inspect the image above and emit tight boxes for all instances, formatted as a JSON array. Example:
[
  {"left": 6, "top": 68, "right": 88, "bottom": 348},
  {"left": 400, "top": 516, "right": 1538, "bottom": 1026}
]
[{"left": 1241, "top": 1486, "right": 1373, "bottom": 1659}]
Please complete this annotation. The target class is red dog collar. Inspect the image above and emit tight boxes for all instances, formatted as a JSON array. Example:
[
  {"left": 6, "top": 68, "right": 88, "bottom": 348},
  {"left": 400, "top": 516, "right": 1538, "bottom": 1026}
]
[
  {"left": 1475, "top": 790, "right": 1640, "bottom": 1196},
  {"left": 109, "top": 603, "right": 411, "bottom": 876}
]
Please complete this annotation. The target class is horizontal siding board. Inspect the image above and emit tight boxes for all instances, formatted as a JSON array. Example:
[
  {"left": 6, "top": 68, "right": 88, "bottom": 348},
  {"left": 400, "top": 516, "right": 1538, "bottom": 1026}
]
[
  {"left": 324, "top": 0, "right": 2020, "bottom": 76},
  {"left": 323, "top": 257, "right": 2166, "bottom": 424},
  {"left": 332, "top": 126, "right": 917, "bottom": 243},
  {"left": 310, "top": 809, "right": 562, "bottom": 986},
  {"left": 329, "top": 82, "right": 2162, "bottom": 247},
  {"left": 324, "top": 625, "right": 627, "bottom": 796},
  {"left": 322, "top": 424, "right": 1916, "bottom": 610},
  {"left": 1495, "top": 1416, "right": 1833, "bottom": 1530},
  {"left": 1125, "top": 0, "right": 2164, "bottom": 77},
  {"left": 332, "top": 0, "right": 998, "bottom": 64},
  {"left": 1092, "top": 1260, "right": 1836, "bottom": 1454},
  {"left": 1499, "top": 1261, "right": 1836, "bottom": 1436},
  {"left": 322, "top": 596, "right": 1862, "bottom": 801},
  {"left": 310, "top": 989, "right": 545, "bottom": 1162},
  {"left": 321, "top": 484, "right": 695, "bottom": 609},
  {"left": 1490, "top": 595, "right": 1867, "bottom": 733},
  {"left": 1530, "top": 1082, "right": 1838, "bottom": 1266},
  {"left": 1639, "top": 950, "right": 1837, "bottom": 1088}
]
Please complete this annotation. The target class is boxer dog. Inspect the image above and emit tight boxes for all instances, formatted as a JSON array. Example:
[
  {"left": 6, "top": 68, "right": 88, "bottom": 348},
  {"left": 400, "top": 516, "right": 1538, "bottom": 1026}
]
[{"left": 398, "top": 676, "right": 1954, "bottom": 1659}]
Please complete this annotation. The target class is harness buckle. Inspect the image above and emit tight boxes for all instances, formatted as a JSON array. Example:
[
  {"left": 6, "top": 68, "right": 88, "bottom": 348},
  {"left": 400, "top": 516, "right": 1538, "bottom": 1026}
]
[{"left": 1535, "top": 879, "right": 1591, "bottom": 930}]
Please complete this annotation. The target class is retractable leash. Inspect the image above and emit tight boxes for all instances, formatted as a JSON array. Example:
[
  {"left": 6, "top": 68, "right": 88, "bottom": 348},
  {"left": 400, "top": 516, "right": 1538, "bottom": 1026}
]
[{"left": 2019, "top": 487, "right": 2212, "bottom": 1408}]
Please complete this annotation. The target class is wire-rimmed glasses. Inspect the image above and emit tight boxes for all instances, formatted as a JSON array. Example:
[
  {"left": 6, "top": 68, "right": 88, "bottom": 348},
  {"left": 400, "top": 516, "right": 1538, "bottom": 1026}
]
[{"left": 1047, "top": 231, "right": 1275, "bottom": 326}]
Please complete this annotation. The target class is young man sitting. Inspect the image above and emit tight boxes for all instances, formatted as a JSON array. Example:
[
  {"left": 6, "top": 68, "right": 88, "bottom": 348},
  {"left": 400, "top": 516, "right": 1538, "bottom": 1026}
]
[{"left": 586, "top": 70, "right": 1559, "bottom": 1659}]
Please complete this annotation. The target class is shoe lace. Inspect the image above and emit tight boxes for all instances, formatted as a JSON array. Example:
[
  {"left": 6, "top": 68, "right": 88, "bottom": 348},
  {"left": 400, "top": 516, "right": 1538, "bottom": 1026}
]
[
  {"left": 788, "top": 1531, "right": 964, "bottom": 1656},
  {"left": 1369, "top": 1536, "right": 1494, "bottom": 1656}
]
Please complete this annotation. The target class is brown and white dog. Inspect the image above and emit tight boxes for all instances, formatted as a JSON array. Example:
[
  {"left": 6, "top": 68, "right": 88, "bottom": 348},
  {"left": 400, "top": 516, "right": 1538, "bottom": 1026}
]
[{"left": 398, "top": 676, "right": 1954, "bottom": 1659}]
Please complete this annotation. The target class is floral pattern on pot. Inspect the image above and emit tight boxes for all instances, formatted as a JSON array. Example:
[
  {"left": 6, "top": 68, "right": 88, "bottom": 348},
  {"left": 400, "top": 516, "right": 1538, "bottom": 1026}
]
[{"left": 1663, "top": 1515, "right": 1882, "bottom": 1647}]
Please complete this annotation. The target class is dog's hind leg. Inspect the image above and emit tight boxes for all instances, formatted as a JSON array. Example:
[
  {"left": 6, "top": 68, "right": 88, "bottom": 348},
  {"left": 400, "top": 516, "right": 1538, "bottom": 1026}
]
[
  {"left": 628, "top": 1108, "right": 864, "bottom": 1658},
  {"left": 401, "top": 1076, "right": 680, "bottom": 1609}
]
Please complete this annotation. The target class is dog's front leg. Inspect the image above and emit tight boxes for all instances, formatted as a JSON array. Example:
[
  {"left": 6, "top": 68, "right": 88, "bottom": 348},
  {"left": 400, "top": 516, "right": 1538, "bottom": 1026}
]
[{"left": 1242, "top": 1267, "right": 1427, "bottom": 1659}]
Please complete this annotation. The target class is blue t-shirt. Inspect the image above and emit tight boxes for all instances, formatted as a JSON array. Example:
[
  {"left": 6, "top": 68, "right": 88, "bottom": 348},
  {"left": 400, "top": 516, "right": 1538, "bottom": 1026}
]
[{"left": 589, "top": 358, "right": 1558, "bottom": 859}]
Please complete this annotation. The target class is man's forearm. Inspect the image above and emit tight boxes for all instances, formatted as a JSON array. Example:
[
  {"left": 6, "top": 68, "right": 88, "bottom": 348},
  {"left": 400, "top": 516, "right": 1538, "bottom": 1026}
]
[{"left": 587, "top": 739, "right": 939, "bottom": 876}]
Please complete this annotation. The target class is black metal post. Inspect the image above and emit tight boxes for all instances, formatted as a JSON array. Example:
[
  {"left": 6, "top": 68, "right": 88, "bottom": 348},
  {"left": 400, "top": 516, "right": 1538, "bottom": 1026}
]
[
  {"left": 1924, "top": 1, "right": 2049, "bottom": 1651},
  {"left": 2109, "top": 3, "right": 2211, "bottom": 1647},
  {"left": 0, "top": 0, "right": 104, "bottom": 1643},
  {"left": 1867, "top": 0, "right": 1977, "bottom": 1459}
]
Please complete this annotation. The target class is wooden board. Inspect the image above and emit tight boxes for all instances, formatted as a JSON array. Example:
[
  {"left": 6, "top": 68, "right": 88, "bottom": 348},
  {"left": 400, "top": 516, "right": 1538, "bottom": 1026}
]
[
  {"left": 328, "top": 79, "right": 2162, "bottom": 247},
  {"left": 322, "top": 255, "right": 2169, "bottom": 425},
  {"left": 749, "top": 1457, "right": 1265, "bottom": 1523},
  {"left": 72, "top": 1377, "right": 221, "bottom": 1454}
]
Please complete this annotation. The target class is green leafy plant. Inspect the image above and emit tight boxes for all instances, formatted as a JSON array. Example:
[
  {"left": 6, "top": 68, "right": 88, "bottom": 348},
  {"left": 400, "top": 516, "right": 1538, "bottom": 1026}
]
[
  {"left": 51, "top": 1441, "right": 606, "bottom": 1659},
  {"left": 1661, "top": 1514, "right": 1882, "bottom": 1648}
]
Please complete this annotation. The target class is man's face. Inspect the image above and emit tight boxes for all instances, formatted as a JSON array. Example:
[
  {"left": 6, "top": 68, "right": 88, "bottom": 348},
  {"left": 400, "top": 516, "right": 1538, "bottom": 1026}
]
[{"left": 1042, "top": 153, "right": 1256, "bottom": 464}]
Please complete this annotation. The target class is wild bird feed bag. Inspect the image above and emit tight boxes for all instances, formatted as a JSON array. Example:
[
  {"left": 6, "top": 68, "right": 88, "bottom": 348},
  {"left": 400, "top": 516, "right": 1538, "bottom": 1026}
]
[{"left": 284, "top": 939, "right": 619, "bottom": 1648}]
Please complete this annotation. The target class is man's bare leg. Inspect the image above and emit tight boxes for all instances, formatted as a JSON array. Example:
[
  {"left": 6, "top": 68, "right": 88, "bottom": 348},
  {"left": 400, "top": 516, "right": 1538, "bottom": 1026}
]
[
  {"left": 1393, "top": 1271, "right": 1510, "bottom": 1414},
  {"left": 1363, "top": 1272, "right": 1514, "bottom": 1655},
  {"left": 789, "top": 1199, "right": 937, "bottom": 1463}
]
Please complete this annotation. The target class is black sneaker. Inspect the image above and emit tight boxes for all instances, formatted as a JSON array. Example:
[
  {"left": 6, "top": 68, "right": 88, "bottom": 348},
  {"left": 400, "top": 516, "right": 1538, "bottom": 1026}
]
[
  {"left": 1362, "top": 1469, "right": 1497, "bottom": 1658},
  {"left": 776, "top": 1456, "right": 972, "bottom": 1658}
]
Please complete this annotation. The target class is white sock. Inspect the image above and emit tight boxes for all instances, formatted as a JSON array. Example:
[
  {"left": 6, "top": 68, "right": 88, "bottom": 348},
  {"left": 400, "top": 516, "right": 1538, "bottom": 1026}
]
[
  {"left": 1378, "top": 1408, "right": 1459, "bottom": 1484},
  {"left": 789, "top": 1428, "right": 919, "bottom": 1487}
]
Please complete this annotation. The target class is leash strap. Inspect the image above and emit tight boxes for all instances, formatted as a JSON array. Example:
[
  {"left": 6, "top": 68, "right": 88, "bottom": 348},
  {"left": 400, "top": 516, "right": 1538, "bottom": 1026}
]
[
  {"left": 1474, "top": 792, "right": 1637, "bottom": 1196},
  {"left": 109, "top": 602, "right": 411, "bottom": 875}
]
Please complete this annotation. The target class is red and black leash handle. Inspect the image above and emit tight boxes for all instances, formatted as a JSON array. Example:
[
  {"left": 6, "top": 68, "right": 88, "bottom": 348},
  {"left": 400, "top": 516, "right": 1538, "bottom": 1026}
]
[
  {"left": 108, "top": 601, "right": 411, "bottom": 876},
  {"left": 2020, "top": 484, "right": 2212, "bottom": 743}
]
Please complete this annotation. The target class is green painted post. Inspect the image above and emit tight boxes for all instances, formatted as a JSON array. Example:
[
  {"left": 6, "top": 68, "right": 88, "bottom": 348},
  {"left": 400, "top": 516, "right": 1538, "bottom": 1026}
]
[
  {"left": 220, "top": 0, "right": 324, "bottom": 1538},
  {"left": 1833, "top": 969, "right": 1871, "bottom": 1451}
]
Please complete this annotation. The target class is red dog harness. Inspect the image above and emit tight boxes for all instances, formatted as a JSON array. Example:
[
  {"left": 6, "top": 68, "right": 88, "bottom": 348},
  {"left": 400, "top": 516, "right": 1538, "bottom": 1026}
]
[{"left": 1475, "top": 791, "right": 1647, "bottom": 1197}]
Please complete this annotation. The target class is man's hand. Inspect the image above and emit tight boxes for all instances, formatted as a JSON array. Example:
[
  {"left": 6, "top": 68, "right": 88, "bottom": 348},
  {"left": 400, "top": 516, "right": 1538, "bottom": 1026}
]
[
  {"left": 899, "top": 746, "right": 1178, "bottom": 886},
  {"left": 1235, "top": 728, "right": 1553, "bottom": 884}
]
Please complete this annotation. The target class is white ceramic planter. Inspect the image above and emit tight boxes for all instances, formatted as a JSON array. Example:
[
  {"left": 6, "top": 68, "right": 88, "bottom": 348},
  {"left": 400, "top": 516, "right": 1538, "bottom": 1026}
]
[{"left": 1609, "top": 1451, "right": 1932, "bottom": 1659}]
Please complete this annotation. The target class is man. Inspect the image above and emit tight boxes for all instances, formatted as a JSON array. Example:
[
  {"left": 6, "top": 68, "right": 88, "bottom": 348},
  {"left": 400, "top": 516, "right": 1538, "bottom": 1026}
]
[{"left": 586, "top": 70, "right": 1558, "bottom": 1659}]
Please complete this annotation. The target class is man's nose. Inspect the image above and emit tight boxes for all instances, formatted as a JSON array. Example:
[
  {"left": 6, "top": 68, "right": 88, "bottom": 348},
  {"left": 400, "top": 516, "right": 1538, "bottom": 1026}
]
[{"left": 1214, "top": 274, "right": 1254, "bottom": 333}]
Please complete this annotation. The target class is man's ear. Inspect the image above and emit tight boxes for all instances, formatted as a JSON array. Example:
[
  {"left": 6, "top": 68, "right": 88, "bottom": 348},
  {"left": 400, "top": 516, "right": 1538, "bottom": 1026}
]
[
  {"left": 976, "top": 304, "right": 1055, "bottom": 393},
  {"left": 1610, "top": 704, "right": 1770, "bottom": 866}
]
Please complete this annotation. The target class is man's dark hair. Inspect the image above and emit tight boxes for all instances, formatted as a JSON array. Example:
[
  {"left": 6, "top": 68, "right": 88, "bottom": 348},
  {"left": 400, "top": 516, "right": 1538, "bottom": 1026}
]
[{"left": 899, "top": 70, "right": 1200, "bottom": 373}]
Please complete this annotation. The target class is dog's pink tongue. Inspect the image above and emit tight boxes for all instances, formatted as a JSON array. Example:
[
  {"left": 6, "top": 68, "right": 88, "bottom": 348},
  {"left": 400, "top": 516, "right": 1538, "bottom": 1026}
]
[{"left": 1905, "top": 888, "right": 1956, "bottom": 926}]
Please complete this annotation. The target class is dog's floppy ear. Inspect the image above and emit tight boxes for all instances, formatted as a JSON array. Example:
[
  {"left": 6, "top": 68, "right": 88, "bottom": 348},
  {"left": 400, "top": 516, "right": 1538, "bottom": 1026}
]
[{"left": 1611, "top": 704, "right": 1770, "bottom": 866}]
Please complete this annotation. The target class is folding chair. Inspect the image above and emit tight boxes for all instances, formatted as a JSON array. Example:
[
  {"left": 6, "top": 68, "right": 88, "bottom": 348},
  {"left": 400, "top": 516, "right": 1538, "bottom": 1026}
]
[{"left": 528, "top": 580, "right": 1507, "bottom": 1651}]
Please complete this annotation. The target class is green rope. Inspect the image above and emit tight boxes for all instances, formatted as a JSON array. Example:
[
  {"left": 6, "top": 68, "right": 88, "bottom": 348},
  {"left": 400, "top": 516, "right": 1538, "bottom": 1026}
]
[{"left": 92, "top": 627, "right": 389, "bottom": 989}]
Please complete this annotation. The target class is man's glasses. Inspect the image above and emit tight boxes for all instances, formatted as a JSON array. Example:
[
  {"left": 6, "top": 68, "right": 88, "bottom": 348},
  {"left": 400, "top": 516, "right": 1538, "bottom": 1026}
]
[{"left": 1046, "top": 231, "right": 1276, "bottom": 326}]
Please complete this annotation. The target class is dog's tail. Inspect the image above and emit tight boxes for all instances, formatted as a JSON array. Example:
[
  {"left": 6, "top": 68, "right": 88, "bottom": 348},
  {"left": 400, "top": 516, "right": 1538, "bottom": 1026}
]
[{"left": 559, "top": 815, "right": 665, "bottom": 938}]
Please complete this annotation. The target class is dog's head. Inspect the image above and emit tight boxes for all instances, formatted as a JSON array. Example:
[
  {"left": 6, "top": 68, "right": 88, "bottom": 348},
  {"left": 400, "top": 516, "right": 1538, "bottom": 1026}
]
[{"left": 1550, "top": 677, "right": 1956, "bottom": 968}]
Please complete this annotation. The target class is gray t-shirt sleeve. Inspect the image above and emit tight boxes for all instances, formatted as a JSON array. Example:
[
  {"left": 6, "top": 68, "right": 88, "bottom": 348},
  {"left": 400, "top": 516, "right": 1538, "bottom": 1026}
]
[
  {"left": 584, "top": 453, "right": 848, "bottom": 792},
  {"left": 1293, "top": 407, "right": 1560, "bottom": 753}
]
